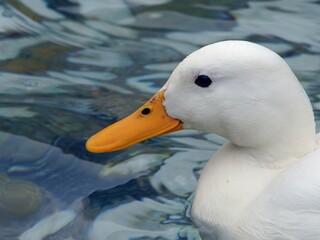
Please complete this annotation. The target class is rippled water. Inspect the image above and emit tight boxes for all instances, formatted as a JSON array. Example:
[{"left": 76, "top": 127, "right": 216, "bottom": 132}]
[{"left": 0, "top": 0, "right": 319, "bottom": 239}]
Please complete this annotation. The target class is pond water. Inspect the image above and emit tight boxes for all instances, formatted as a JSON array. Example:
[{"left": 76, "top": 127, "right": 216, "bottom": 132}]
[{"left": 0, "top": 0, "right": 319, "bottom": 239}]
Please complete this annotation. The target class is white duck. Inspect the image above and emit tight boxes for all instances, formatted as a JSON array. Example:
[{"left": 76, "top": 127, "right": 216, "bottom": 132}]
[{"left": 86, "top": 40, "right": 320, "bottom": 240}]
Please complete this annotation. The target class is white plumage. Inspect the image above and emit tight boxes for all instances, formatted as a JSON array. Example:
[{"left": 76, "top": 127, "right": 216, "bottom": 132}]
[
  {"left": 162, "top": 41, "right": 320, "bottom": 239},
  {"left": 86, "top": 40, "right": 320, "bottom": 239}
]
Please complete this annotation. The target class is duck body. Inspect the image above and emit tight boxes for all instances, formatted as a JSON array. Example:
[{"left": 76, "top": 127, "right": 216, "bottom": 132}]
[
  {"left": 87, "top": 41, "right": 320, "bottom": 239},
  {"left": 192, "top": 140, "right": 320, "bottom": 240}
]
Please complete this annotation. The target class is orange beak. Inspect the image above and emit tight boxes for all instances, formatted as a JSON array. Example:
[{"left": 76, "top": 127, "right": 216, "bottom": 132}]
[{"left": 86, "top": 90, "right": 183, "bottom": 153}]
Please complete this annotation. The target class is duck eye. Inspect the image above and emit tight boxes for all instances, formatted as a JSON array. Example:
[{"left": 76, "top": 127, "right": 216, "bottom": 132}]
[{"left": 194, "top": 75, "right": 212, "bottom": 88}]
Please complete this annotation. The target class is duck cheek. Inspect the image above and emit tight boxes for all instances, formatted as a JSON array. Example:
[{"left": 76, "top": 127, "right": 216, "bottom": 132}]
[{"left": 163, "top": 87, "right": 190, "bottom": 120}]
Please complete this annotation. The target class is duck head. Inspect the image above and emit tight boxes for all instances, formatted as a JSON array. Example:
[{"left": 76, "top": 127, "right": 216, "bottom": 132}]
[{"left": 86, "top": 40, "right": 315, "bottom": 158}]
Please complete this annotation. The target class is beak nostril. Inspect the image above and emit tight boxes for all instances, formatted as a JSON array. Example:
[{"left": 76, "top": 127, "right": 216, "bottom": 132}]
[{"left": 141, "top": 108, "right": 151, "bottom": 115}]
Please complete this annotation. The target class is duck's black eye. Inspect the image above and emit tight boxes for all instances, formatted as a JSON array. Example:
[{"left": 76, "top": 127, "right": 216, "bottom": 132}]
[{"left": 194, "top": 75, "right": 212, "bottom": 88}]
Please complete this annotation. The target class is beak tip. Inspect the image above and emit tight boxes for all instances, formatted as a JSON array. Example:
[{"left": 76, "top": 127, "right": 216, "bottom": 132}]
[
  {"left": 85, "top": 138, "right": 97, "bottom": 153},
  {"left": 85, "top": 137, "right": 104, "bottom": 153},
  {"left": 86, "top": 135, "right": 121, "bottom": 153}
]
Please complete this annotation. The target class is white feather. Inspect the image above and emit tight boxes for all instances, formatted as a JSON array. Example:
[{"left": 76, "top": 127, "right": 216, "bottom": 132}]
[{"left": 162, "top": 40, "right": 320, "bottom": 239}]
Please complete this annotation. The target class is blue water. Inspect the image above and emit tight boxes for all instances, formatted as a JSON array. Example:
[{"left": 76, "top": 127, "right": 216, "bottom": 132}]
[{"left": 0, "top": 0, "right": 319, "bottom": 239}]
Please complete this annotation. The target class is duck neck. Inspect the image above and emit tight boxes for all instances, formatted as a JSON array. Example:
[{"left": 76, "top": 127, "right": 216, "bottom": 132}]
[{"left": 231, "top": 107, "right": 317, "bottom": 168}]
